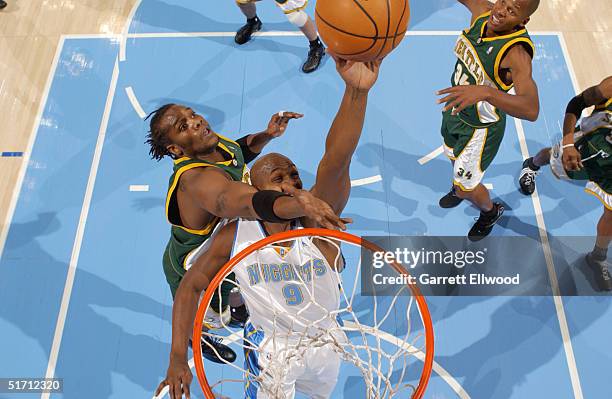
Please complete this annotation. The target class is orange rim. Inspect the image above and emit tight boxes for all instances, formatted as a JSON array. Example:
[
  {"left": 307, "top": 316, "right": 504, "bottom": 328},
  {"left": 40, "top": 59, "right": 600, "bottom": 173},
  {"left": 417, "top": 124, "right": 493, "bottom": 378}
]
[{"left": 193, "top": 228, "right": 434, "bottom": 399}]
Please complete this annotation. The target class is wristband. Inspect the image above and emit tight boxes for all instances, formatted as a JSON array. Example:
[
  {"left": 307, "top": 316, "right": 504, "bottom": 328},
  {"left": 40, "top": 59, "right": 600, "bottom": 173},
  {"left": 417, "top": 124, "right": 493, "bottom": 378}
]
[
  {"left": 562, "top": 143, "right": 575, "bottom": 149},
  {"left": 252, "top": 190, "right": 292, "bottom": 223},
  {"left": 236, "top": 135, "right": 260, "bottom": 164}
]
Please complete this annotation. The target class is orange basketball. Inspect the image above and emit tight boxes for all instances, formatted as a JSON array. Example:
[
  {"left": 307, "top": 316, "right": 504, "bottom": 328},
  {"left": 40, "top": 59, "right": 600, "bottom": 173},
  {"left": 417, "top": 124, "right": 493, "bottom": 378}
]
[{"left": 315, "top": 0, "right": 410, "bottom": 62}]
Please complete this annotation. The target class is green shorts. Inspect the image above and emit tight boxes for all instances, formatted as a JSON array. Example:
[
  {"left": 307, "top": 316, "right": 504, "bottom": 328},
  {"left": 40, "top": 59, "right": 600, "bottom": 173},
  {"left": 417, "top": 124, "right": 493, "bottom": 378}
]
[
  {"left": 162, "top": 246, "right": 233, "bottom": 310},
  {"left": 441, "top": 110, "right": 506, "bottom": 191}
]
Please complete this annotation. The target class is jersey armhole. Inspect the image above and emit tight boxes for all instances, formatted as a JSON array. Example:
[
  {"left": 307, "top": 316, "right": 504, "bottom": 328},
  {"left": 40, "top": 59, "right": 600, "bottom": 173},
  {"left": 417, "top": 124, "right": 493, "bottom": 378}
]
[{"left": 493, "top": 38, "right": 535, "bottom": 90}]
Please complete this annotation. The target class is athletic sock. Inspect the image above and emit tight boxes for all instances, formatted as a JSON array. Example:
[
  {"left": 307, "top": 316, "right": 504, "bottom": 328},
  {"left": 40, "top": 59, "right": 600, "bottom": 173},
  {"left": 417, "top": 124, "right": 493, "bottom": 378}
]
[
  {"left": 592, "top": 245, "right": 608, "bottom": 262},
  {"left": 309, "top": 37, "right": 323, "bottom": 48},
  {"left": 527, "top": 157, "right": 540, "bottom": 171}
]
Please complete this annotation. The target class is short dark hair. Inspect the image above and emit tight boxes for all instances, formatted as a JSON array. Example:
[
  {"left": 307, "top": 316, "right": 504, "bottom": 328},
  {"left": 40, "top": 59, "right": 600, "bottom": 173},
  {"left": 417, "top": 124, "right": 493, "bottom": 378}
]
[
  {"left": 145, "top": 103, "right": 176, "bottom": 161},
  {"left": 525, "top": 0, "right": 540, "bottom": 16}
]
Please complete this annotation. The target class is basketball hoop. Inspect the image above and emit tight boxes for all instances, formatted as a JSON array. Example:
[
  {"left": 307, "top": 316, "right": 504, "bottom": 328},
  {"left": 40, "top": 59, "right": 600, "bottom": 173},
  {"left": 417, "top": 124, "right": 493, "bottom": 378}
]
[{"left": 192, "top": 228, "right": 434, "bottom": 399}]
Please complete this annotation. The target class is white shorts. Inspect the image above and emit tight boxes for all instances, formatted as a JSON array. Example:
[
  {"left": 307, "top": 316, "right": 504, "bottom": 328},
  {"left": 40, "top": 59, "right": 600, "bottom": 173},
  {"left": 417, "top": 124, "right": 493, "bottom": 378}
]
[
  {"left": 236, "top": 0, "right": 308, "bottom": 14},
  {"left": 244, "top": 322, "right": 341, "bottom": 399}
]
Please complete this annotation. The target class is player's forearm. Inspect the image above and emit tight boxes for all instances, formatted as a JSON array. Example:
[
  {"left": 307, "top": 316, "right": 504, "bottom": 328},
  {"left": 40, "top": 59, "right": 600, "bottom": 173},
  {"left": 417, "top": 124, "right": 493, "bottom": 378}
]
[
  {"left": 272, "top": 195, "right": 309, "bottom": 220},
  {"left": 245, "top": 131, "right": 274, "bottom": 154},
  {"left": 170, "top": 283, "right": 206, "bottom": 361},
  {"left": 484, "top": 87, "right": 539, "bottom": 121},
  {"left": 561, "top": 114, "right": 578, "bottom": 145}
]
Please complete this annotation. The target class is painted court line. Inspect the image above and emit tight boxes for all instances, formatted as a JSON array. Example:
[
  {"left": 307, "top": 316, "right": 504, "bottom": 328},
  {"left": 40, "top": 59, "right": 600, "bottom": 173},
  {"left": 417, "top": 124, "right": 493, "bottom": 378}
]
[
  {"left": 418, "top": 146, "right": 444, "bottom": 165},
  {"left": 351, "top": 175, "right": 382, "bottom": 187},
  {"left": 513, "top": 114, "right": 583, "bottom": 399},
  {"left": 129, "top": 184, "right": 149, "bottom": 192},
  {"left": 125, "top": 86, "right": 147, "bottom": 118},
  {"left": 42, "top": 58, "right": 121, "bottom": 398},
  {"left": 119, "top": 0, "right": 143, "bottom": 61},
  {"left": 0, "top": 37, "right": 66, "bottom": 260}
]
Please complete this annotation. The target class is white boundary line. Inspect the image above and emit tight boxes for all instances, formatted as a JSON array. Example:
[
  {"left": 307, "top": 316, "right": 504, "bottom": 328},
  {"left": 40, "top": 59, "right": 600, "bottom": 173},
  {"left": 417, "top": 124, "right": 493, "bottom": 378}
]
[
  {"left": 0, "top": 37, "right": 66, "bottom": 260},
  {"left": 513, "top": 110, "right": 583, "bottom": 398},
  {"left": 119, "top": 0, "right": 143, "bottom": 61},
  {"left": 351, "top": 174, "right": 382, "bottom": 187},
  {"left": 125, "top": 86, "right": 147, "bottom": 118},
  {"left": 152, "top": 322, "right": 470, "bottom": 399},
  {"left": 129, "top": 184, "right": 150, "bottom": 192},
  {"left": 41, "top": 58, "right": 120, "bottom": 399},
  {"left": 418, "top": 146, "right": 444, "bottom": 165},
  {"left": 557, "top": 33, "right": 581, "bottom": 92}
]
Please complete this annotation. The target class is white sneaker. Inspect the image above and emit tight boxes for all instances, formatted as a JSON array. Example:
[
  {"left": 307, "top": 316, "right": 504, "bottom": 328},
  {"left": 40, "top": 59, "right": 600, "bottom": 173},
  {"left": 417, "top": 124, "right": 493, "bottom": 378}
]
[{"left": 203, "top": 305, "right": 232, "bottom": 330}]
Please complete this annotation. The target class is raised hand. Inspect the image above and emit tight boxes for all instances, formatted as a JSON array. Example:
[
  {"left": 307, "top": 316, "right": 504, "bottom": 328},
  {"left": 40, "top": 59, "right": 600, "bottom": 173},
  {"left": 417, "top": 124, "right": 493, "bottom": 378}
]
[
  {"left": 155, "top": 358, "right": 193, "bottom": 399},
  {"left": 562, "top": 145, "right": 583, "bottom": 171},
  {"left": 330, "top": 51, "right": 382, "bottom": 92},
  {"left": 281, "top": 184, "right": 352, "bottom": 230},
  {"left": 266, "top": 111, "right": 304, "bottom": 138}
]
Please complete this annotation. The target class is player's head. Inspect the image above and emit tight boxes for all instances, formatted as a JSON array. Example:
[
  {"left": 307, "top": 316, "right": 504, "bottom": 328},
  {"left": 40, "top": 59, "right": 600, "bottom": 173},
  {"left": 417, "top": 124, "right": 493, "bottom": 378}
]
[
  {"left": 489, "top": 0, "right": 539, "bottom": 33},
  {"left": 250, "top": 153, "right": 303, "bottom": 192},
  {"left": 145, "top": 104, "right": 219, "bottom": 160}
]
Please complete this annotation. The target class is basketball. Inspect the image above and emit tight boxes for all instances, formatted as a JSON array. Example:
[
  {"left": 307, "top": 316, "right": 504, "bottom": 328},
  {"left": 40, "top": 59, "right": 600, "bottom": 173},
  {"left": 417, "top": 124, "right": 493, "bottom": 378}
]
[{"left": 315, "top": 0, "right": 410, "bottom": 62}]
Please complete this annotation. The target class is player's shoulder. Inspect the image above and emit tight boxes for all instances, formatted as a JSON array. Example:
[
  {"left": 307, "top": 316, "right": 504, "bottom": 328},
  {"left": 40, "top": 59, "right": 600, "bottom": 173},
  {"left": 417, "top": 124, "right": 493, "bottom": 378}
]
[
  {"left": 181, "top": 164, "right": 231, "bottom": 185},
  {"left": 501, "top": 40, "right": 534, "bottom": 68}
]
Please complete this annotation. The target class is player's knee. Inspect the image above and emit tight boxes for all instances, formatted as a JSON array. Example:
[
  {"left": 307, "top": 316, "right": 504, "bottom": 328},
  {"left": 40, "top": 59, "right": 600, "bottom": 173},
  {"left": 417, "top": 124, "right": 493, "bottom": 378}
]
[{"left": 286, "top": 10, "right": 309, "bottom": 28}]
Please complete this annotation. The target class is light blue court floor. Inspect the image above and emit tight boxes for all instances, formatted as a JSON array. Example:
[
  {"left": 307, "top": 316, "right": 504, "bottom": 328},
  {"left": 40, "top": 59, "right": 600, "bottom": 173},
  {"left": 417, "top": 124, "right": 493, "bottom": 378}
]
[{"left": 1, "top": 1, "right": 610, "bottom": 398}]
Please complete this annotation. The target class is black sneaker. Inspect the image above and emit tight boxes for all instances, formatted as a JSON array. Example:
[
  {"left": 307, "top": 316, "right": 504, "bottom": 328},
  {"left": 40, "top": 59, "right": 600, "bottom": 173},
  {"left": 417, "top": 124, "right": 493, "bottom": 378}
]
[
  {"left": 439, "top": 187, "right": 464, "bottom": 208},
  {"left": 235, "top": 18, "right": 262, "bottom": 45},
  {"left": 201, "top": 335, "right": 237, "bottom": 364},
  {"left": 519, "top": 158, "right": 539, "bottom": 195},
  {"left": 302, "top": 43, "right": 325, "bottom": 73},
  {"left": 228, "top": 304, "right": 249, "bottom": 328},
  {"left": 468, "top": 203, "right": 505, "bottom": 242},
  {"left": 586, "top": 253, "right": 612, "bottom": 291},
  {"left": 0, "top": 1, "right": 7, "bottom": 10}
]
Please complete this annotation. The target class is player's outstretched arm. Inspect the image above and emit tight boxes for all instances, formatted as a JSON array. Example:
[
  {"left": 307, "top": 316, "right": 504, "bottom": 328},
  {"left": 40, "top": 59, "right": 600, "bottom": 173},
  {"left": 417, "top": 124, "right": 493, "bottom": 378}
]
[
  {"left": 438, "top": 45, "right": 539, "bottom": 121},
  {"left": 241, "top": 111, "right": 304, "bottom": 156},
  {"left": 309, "top": 55, "right": 381, "bottom": 214},
  {"left": 562, "top": 75, "right": 612, "bottom": 170},
  {"left": 155, "top": 223, "right": 236, "bottom": 399},
  {"left": 183, "top": 167, "right": 348, "bottom": 229},
  {"left": 458, "top": 0, "right": 492, "bottom": 22}
]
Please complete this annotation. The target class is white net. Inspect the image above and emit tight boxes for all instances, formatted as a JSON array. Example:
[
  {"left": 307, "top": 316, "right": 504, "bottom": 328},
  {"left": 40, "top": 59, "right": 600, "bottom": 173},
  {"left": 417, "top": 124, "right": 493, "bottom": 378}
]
[{"left": 194, "top": 229, "right": 434, "bottom": 399}]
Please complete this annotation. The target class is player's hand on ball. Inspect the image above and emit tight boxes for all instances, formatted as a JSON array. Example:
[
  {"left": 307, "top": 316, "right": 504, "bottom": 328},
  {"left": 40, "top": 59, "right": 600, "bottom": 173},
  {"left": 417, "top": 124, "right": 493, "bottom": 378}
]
[
  {"left": 562, "top": 145, "right": 583, "bottom": 171},
  {"left": 329, "top": 51, "right": 382, "bottom": 92},
  {"left": 437, "top": 85, "right": 492, "bottom": 115},
  {"left": 266, "top": 111, "right": 304, "bottom": 138},
  {"left": 281, "top": 184, "right": 352, "bottom": 230},
  {"left": 155, "top": 358, "right": 193, "bottom": 399}
]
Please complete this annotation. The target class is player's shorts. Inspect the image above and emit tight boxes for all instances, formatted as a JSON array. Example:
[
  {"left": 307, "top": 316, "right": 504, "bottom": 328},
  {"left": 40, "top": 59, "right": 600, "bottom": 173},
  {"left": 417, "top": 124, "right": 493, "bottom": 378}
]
[
  {"left": 550, "top": 138, "right": 612, "bottom": 210},
  {"left": 243, "top": 322, "right": 341, "bottom": 399},
  {"left": 441, "top": 109, "right": 506, "bottom": 191},
  {"left": 236, "top": 0, "right": 308, "bottom": 14}
]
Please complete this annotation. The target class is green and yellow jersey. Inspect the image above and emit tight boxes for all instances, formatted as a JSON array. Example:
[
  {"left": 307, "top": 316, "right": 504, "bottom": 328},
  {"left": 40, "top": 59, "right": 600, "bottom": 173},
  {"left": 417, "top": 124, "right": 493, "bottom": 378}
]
[
  {"left": 163, "top": 134, "right": 250, "bottom": 292},
  {"left": 451, "top": 11, "right": 535, "bottom": 127}
]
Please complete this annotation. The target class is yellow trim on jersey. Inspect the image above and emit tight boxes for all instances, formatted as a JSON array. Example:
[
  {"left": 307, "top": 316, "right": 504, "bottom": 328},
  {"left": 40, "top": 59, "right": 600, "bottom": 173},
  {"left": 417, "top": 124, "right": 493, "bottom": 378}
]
[
  {"left": 481, "top": 23, "right": 528, "bottom": 42},
  {"left": 173, "top": 156, "right": 190, "bottom": 165},
  {"left": 453, "top": 179, "right": 477, "bottom": 192},
  {"left": 215, "top": 132, "right": 239, "bottom": 147},
  {"left": 165, "top": 162, "right": 220, "bottom": 236},
  {"left": 282, "top": 1, "right": 309, "bottom": 14},
  {"left": 465, "top": 11, "right": 491, "bottom": 34},
  {"left": 585, "top": 182, "right": 612, "bottom": 211},
  {"left": 594, "top": 98, "right": 612, "bottom": 110},
  {"left": 493, "top": 37, "right": 535, "bottom": 91}
]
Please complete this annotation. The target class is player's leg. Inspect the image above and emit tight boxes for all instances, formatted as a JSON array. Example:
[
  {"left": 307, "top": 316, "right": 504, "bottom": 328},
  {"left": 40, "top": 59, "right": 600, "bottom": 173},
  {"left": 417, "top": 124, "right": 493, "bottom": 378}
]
[
  {"left": 275, "top": 0, "right": 325, "bottom": 73},
  {"left": 451, "top": 121, "right": 505, "bottom": 241},
  {"left": 439, "top": 110, "right": 464, "bottom": 208},
  {"left": 585, "top": 182, "right": 612, "bottom": 291},
  {"left": 235, "top": 0, "right": 263, "bottom": 45},
  {"left": 519, "top": 147, "right": 551, "bottom": 195}
]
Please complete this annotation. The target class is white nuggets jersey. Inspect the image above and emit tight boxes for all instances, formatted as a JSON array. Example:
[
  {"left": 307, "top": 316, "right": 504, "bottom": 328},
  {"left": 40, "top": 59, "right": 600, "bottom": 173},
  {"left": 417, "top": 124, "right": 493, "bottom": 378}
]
[{"left": 230, "top": 219, "right": 341, "bottom": 338}]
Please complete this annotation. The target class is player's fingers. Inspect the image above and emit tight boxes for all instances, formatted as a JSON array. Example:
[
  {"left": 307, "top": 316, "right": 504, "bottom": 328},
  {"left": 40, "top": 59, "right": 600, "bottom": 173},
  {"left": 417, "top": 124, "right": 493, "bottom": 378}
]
[
  {"left": 281, "top": 111, "right": 303, "bottom": 119},
  {"left": 437, "top": 87, "right": 456, "bottom": 95},
  {"left": 443, "top": 98, "right": 462, "bottom": 112},
  {"left": 340, "top": 217, "right": 353, "bottom": 225},
  {"left": 437, "top": 94, "right": 457, "bottom": 104},
  {"left": 155, "top": 380, "right": 167, "bottom": 396},
  {"left": 168, "top": 383, "right": 175, "bottom": 399},
  {"left": 183, "top": 380, "right": 190, "bottom": 399},
  {"left": 270, "top": 113, "right": 281, "bottom": 124}
]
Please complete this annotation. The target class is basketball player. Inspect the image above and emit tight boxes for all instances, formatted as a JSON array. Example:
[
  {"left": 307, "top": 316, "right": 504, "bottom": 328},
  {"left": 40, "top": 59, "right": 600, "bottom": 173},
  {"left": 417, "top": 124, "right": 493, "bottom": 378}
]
[
  {"left": 146, "top": 107, "right": 347, "bottom": 363},
  {"left": 155, "top": 55, "right": 382, "bottom": 399},
  {"left": 436, "top": 0, "right": 540, "bottom": 241},
  {"left": 234, "top": 0, "right": 325, "bottom": 73},
  {"left": 0, "top": 1, "right": 7, "bottom": 10},
  {"left": 519, "top": 76, "right": 612, "bottom": 291}
]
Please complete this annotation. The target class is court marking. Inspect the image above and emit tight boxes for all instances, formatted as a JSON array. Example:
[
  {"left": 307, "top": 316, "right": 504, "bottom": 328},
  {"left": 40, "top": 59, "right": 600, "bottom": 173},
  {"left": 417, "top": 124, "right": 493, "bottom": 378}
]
[
  {"left": 119, "top": 0, "right": 143, "bottom": 61},
  {"left": 0, "top": 37, "right": 66, "bottom": 260},
  {"left": 513, "top": 116, "right": 584, "bottom": 399},
  {"left": 351, "top": 175, "right": 383, "bottom": 187},
  {"left": 41, "top": 57, "right": 121, "bottom": 399},
  {"left": 125, "top": 86, "right": 147, "bottom": 118},
  {"left": 152, "top": 321, "right": 470, "bottom": 399},
  {"left": 129, "top": 184, "right": 150, "bottom": 192},
  {"left": 418, "top": 146, "right": 444, "bottom": 165}
]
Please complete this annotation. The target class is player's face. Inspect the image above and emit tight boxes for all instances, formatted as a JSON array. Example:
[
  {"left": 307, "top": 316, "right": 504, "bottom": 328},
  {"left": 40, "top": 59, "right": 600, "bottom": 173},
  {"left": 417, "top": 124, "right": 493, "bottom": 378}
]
[
  {"left": 163, "top": 105, "right": 219, "bottom": 158},
  {"left": 259, "top": 158, "right": 303, "bottom": 192},
  {"left": 488, "top": 0, "right": 530, "bottom": 33}
]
